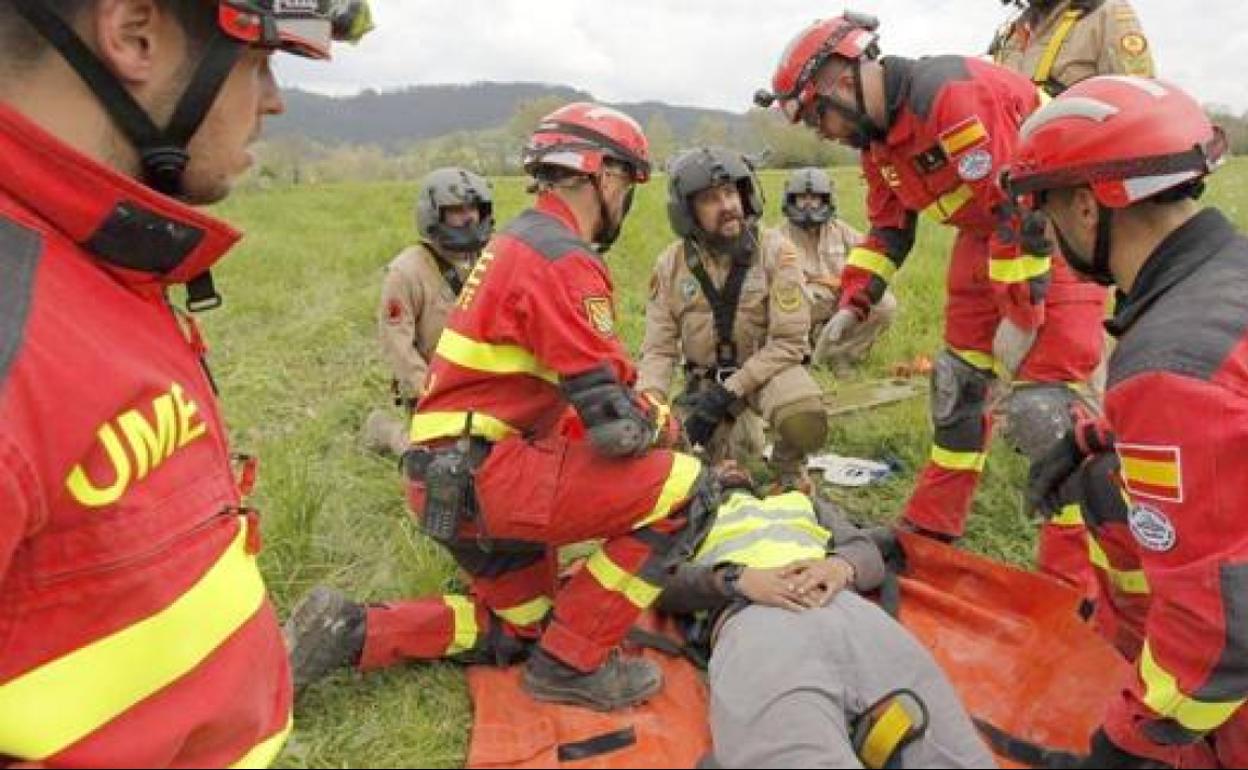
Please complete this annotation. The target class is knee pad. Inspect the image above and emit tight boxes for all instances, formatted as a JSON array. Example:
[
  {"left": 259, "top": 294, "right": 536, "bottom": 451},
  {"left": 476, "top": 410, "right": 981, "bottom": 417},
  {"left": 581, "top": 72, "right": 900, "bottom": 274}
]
[
  {"left": 998, "top": 384, "right": 1095, "bottom": 461},
  {"left": 931, "top": 350, "right": 992, "bottom": 430},
  {"left": 772, "top": 396, "right": 829, "bottom": 455}
]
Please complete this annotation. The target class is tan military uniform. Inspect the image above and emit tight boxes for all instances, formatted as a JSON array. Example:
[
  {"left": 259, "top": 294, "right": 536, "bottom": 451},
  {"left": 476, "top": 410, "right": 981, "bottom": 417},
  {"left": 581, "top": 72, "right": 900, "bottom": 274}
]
[
  {"left": 779, "top": 219, "right": 897, "bottom": 368},
  {"left": 638, "top": 228, "right": 826, "bottom": 475},
  {"left": 992, "top": 0, "right": 1154, "bottom": 93},
  {"left": 367, "top": 242, "right": 473, "bottom": 455}
]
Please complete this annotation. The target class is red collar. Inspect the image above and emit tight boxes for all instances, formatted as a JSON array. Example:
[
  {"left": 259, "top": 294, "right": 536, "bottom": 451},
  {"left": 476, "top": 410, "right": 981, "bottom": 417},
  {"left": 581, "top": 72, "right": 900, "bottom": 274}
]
[
  {"left": 0, "top": 102, "right": 240, "bottom": 291},
  {"left": 534, "top": 192, "right": 587, "bottom": 237}
]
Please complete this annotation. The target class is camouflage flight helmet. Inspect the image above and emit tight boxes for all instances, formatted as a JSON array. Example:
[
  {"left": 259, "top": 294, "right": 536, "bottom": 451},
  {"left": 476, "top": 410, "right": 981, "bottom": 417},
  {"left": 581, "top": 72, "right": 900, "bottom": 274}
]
[
  {"left": 783, "top": 167, "right": 837, "bottom": 229},
  {"left": 415, "top": 167, "right": 495, "bottom": 253},
  {"left": 666, "top": 146, "right": 765, "bottom": 239}
]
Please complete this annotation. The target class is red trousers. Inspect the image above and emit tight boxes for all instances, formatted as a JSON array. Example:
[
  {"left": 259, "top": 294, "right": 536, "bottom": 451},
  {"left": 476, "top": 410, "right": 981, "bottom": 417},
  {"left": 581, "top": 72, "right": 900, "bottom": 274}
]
[
  {"left": 903, "top": 230, "right": 1105, "bottom": 589},
  {"left": 361, "top": 436, "right": 702, "bottom": 672}
]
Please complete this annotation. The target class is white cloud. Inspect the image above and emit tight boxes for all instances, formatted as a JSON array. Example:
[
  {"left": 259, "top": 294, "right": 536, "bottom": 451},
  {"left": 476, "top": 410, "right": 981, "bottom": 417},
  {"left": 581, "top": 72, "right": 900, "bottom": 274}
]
[{"left": 277, "top": 0, "right": 1248, "bottom": 113}]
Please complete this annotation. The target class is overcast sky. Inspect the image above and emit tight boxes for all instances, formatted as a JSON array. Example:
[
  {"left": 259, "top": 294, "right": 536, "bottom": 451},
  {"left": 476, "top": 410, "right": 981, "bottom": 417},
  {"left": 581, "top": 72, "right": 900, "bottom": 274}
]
[{"left": 277, "top": 1, "right": 1248, "bottom": 114}]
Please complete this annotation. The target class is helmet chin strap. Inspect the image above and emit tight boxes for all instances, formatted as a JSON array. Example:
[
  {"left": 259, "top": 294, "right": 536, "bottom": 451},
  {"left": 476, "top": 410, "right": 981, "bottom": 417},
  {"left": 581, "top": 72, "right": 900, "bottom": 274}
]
[
  {"left": 590, "top": 174, "right": 630, "bottom": 254},
  {"left": 13, "top": 0, "right": 244, "bottom": 197},
  {"left": 1054, "top": 205, "right": 1116, "bottom": 287}
]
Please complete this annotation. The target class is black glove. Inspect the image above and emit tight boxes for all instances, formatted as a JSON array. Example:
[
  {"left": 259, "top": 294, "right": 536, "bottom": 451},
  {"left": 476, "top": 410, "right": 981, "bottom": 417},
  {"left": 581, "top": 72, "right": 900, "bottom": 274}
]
[
  {"left": 1076, "top": 729, "right": 1173, "bottom": 769},
  {"left": 1026, "top": 405, "right": 1114, "bottom": 518},
  {"left": 681, "top": 382, "right": 737, "bottom": 447}
]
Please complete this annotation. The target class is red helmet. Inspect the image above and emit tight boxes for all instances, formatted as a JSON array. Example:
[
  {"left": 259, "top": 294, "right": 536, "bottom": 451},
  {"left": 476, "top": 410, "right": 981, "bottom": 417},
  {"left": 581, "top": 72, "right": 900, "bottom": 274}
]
[
  {"left": 763, "top": 12, "right": 879, "bottom": 124},
  {"left": 523, "top": 102, "right": 652, "bottom": 183},
  {"left": 218, "top": 0, "right": 374, "bottom": 60},
  {"left": 1008, "top": 76, "right": 1228, "bottom": 208}
]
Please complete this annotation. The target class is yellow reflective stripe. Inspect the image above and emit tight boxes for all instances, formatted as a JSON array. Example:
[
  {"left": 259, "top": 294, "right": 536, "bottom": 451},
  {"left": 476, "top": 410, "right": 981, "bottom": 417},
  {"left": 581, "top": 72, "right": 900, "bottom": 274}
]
[
  {"left": 930, "top": 446, "right": 988, "bottom": 472},
  {"left": 1140, "top": 642, "right": 1246, "bottom": 733},
  {"left": 1035, "top": 10, "right": 1083, "bottom": 85},
  {"left": 435, "top": 329, "right": 558, "bottom": 384},
  {"left": 1052, "top": 503, "right": 1085, "bottom": 528},
  {"left": 861, "top": 700, "right": 914, "bottom": 770},
  {"left": 494, "top": 596, "right": 552, "bottom": 628},
  {"left": 635, "top": 452, "right": 702, "bottom": 529},
  {"left": 1087, "top": 537, "right": 1150, "bottom": 595},
  {"left": 989, "top": 255, "right": 1051, "bottom": 284},
  {"left": 585, "top": 550, "right": 662, "bottom": 610},
  {"left": 229, "top": 716, "right": 293, "bottom": 769},
  {"left": 1120, "top": 456, "right": 1181, "bottom": 489},
  {"left": 707, "top": 540, "right": 828, "bottom": 572},
  {"left": 847, "top": 247, "right": 898, "bottom": 283},
  {"left": 951, "top": 347, "right": 998, "bottom": 373},
  {"left": 921, "top": 184, "right": 975, "bottom": 223},
  {"left": 443, "top": 596, "right": 480, "bottom": 655},
  {"left": 409, "top": 411, "right": 518, "bottom": 443},
  {"left": 697, "top": 516, "right": 830, "bottom": 562},
  {"left": 0, "top": 523, "right": 266, "bottom": 761}
]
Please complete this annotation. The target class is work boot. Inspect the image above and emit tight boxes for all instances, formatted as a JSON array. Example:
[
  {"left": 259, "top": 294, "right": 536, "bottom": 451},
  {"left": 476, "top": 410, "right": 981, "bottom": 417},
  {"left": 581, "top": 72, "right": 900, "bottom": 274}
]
[
  {"left": 522, "top": 647, "right": 662, "bottom": 711},
  {"left": 361, "top": 409, "right": 410, "bottom": 456},
  {"left": 283, "top": 585, "right": 367, "bottom": 693}
]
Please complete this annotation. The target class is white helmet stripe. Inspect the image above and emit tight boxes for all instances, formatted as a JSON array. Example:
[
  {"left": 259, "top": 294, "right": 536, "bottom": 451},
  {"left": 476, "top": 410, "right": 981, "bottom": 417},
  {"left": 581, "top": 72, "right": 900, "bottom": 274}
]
[{"left": 1021, "top": 97, "right": 1120, "bottom": 140}]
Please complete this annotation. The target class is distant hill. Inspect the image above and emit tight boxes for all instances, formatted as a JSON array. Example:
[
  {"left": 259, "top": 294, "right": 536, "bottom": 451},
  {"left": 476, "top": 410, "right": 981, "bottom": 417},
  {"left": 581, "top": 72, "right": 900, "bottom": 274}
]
[{"left": 269, "top": 81, "right": 748, "bottom": 149}]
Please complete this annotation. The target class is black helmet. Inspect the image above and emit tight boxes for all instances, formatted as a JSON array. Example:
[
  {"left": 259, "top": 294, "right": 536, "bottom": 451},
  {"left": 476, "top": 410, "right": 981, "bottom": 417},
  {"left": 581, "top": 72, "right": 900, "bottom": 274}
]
[
  {"left": 666, "top": 146, "right": 764, "bottom": 240},
  {"left": 415, "top": 168, "right": 495, "bottom": 253},
  {"left": 782, "top": 167, "right": 837, "bottom": 229}
]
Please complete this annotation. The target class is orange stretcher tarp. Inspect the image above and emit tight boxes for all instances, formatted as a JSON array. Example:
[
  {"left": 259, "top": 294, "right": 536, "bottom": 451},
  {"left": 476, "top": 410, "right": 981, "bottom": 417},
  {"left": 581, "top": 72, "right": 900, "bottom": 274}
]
[{"left": 467, "top": 532, "right": 1131, "bottom": 769}]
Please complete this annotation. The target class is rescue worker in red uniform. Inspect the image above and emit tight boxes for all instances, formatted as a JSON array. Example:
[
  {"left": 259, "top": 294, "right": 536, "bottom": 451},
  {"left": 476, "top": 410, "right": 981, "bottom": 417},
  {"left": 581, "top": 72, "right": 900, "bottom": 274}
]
[
  {"left": 757, "top": 13, "right": 1106, "bottom": 588},
  {"left": 1012, "top": 77, "right": 1245, "bottom": 769},
  {"left": 285, "top": 103, "right": 711, "bottom": 712},
  {"left": 0, "top": 1, "right": 370, "bottom": 766}
]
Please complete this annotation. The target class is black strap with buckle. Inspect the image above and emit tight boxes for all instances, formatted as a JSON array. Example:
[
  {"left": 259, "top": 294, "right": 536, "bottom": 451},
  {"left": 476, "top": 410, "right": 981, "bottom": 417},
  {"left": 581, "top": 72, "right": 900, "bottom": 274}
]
[{"left": 685, "top": 241, "right": 751, "bottom": 373}]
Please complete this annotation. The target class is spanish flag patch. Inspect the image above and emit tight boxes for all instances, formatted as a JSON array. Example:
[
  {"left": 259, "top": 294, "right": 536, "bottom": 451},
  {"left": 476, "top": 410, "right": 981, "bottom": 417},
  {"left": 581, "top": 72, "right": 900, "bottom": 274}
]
[
  {"left": 938, "top": 117, "right": 989, "bottom": 158},
  {"left": 1117, "top": 443, "right": 1183, "bottom": 503}
]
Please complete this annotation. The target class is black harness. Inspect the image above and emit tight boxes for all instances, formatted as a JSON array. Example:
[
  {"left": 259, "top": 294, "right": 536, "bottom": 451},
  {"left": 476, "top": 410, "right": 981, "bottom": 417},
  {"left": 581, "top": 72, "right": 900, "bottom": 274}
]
[{"left": 683, "top": 242, "right": 752, "bottom": 382}]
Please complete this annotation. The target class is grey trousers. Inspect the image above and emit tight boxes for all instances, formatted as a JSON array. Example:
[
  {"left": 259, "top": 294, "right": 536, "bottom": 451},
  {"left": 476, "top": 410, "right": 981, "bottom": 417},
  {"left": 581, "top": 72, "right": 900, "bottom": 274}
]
[{"left": 708, "top": 591, "right": 997, "bottom": 769}]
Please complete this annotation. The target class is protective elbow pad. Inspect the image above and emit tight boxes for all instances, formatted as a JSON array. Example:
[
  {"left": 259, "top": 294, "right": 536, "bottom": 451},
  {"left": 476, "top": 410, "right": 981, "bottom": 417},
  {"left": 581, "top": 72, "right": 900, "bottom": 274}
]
[{"left": 562, "top": 367, "right": 654, "bottom": 457}]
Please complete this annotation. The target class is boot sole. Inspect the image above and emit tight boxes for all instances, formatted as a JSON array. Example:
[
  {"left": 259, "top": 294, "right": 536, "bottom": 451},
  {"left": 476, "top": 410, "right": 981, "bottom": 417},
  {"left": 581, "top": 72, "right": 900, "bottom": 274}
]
[{"left": 521, "top": 669, "right": 663, "bottom": 712}]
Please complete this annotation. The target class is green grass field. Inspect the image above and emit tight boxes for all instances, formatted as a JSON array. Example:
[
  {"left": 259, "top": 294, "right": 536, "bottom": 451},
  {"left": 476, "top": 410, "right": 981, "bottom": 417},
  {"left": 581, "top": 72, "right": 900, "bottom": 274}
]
[{"left": 206, "top": 160, "right": 1248, "bottom": 768}]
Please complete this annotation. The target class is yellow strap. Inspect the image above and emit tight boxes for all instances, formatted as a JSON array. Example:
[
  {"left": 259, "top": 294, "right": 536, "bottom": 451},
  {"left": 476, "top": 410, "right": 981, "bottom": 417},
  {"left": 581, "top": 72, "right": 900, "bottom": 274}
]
[
  {"left": 494, "top": 595, "right": 553, "bottom": 629},
  {"left": 443, "top": 596, "right": 481, "bottom": 655},
  {"left": 1035, "top": 9, "right": 1084, "bottom": 85},
  {"left": 1051, "top": 503, "right": 1086, "bottom": 528},
  {"left": 847, "top": 247, "right": 898, "bottom": 283},
  {"left": 861, "top": 701, "right": 914, "bottom": 769},
  {"left": 409, "top": 410, "right": 518, "bottom": 443},
  {"left": 930, "top": 446, "right": 988, "bottom": 473},
  {"left": 950, "top": 347, "right": 998, "bottom": 373},
  {"left": 0, "top": 523, "right": 267, "bottom": 761},
  {"left": 1087, "top": 537, "right": 1150, "bottom": 595},
  {"left": 921, "top": 185, "right": 975, "bottom": 224},
  {"left": 989, "top": 254, "right": 1051, "bottom": 284},
  {"left": 435, "top": 329, "right": 558, "bottom": 384},
  {"left": 635, "top": 452, "right": 702, "bottom": 529},
  {"left": 1140, "top": 642, "right": 1246, "bottom": 732},
  {"left": 585, "top": 550, "right": 662, "bottom": 610},
  {"left": 229, "top": 716, "right": 294, "bottom": 769}
]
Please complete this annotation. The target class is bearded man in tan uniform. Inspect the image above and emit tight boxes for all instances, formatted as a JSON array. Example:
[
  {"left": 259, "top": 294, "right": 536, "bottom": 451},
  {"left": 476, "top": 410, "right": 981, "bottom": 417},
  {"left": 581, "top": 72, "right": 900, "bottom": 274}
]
[
  {"left": 779, "top": 168, "right": 897, "bottom": 372},
  {"left": 363, "top": 167, "right": 494, "bottom": 455},
  {"left": 638, "top": 147, "right": 827, "bottom": 489},
  {"left": 990, "top": 0, "right": 1154, "bottom": 97}
]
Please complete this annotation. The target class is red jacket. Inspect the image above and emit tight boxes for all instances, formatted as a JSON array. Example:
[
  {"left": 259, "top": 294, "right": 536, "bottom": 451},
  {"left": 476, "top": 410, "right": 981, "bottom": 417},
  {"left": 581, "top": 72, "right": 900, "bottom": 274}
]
[
  {"left": 411, "top": 194, "right": 637, "bottom": 444},
  {"left": 0, "top": 105, "right": 291, "bottom": 766},
  {"left": 840, "top": 56, "right": 1095, "bottom": 330},
  {"left": 1087, "top": 209, "right": 1248, "bottom": 763}
]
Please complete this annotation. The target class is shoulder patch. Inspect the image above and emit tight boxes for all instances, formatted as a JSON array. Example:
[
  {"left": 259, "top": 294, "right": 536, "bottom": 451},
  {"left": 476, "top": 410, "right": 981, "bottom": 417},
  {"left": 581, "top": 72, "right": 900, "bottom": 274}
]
[
  {"left": 1128, "top": 502, "right": 1177, "bottom": 553},
  {"left": 503, "top": 209, "right": 592, "bottom": 263},
  {"left": 0, "top": 217, "right": 42, "bottom": 387},
  {"left": 957, "top": 149, "right": 995, "bottom": 182},
  {"left": 1120, "top": 32, "right": 1148, "bottom": 56},
  {"left": 385, "top": 297, "right": 405, "bottom": 325},
  {"left": 939, "top": 116, "right": 989, "bottom": 158},
  {"left": 773, "top": 282, "right": 805, "bottom": 313},
  {"left": 583, "top": 297, "right": 615, "bottom": 337},
  {"left": 1117, "top": 444, "right": 1183, "bottom": 504}
]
